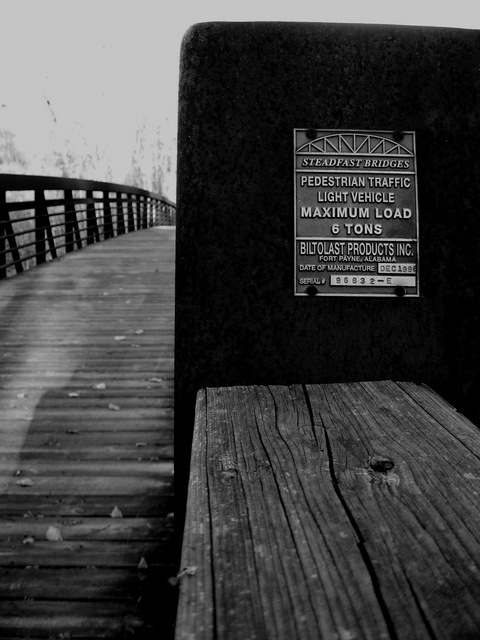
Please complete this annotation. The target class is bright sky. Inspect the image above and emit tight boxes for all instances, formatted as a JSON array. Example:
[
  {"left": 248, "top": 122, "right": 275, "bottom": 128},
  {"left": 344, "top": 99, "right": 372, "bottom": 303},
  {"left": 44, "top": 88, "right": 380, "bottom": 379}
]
[{"left": 1, "top": 0, "right": 479, "bottom": 200}]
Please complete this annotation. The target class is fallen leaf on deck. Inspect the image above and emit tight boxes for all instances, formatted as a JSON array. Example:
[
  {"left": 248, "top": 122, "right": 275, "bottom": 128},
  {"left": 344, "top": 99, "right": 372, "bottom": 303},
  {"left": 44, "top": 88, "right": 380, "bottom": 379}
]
[
  {"left": 148, "top": 377, "right": 164, "bottom": 384},
  {"left": 92, "top": 383, "right": 107, "bottom": 390},
  {"left": 23, "top": 536, "right": 35, "bottom": 545},
  {"left": 46, "top": 526, "right": 63, "bottom": 542},
  {"left": 114, "top": 335, "right": 126, "bottom": 341},
  {"left": 110, "top": 505, "right": 123, "bottom": 518},
  {"left": 68, "top": 392, "right": 80, "bottom": 398},
  {"left": 168, "top": 566, "right": 198, "bottom": 587},
  {"left": 134, "top": 329, "right": 144, "bottom": 335},
  {"left": 135, "top": 442, "right": 147, "bottom": 447},
  {"left": 108, "top": 403, "right": 120, "bottom": 411},
  {"left": 16, "top": 478, "right": 34, "bottom": 487}
]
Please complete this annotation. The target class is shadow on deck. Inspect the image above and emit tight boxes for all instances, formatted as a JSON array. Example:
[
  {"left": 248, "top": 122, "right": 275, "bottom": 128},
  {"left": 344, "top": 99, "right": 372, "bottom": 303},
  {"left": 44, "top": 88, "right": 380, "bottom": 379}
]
[{"left": 0, "top": 227, "right": 177, "bottom": 639}]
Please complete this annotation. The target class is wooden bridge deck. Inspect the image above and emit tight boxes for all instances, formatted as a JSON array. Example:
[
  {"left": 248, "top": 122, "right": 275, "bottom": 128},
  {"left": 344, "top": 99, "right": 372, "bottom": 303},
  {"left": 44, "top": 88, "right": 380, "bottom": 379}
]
[{"left": 0, "top": 227, "right": 176, "bottom": 639}]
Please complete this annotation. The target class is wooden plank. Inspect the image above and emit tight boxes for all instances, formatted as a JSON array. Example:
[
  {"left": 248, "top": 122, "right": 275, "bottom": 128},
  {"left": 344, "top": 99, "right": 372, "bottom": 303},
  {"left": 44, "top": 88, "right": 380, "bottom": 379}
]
[
  {"left": 0, "top": 385, "right": 173, "bottom": 397},
  {"left": 177, "top": 382, "right": 480, "bottom": 640},
  {"left": 0, "top": 430, "right": 173, "bottom": 447},
  {"left": 0, "top": 398, "right": 174, "bottom": 411},
  {"left": 0, "top": 566, "right": 172, "bottom": 600},
  {"left": 0, "top": 600, "right": 145, "bottom": 637},
  {"left": 0, "top": 418, "right": 174, "bottom": 433},
  {"left": 1, "top": 475, "right": 170, "bottom": 496},
  {"left": 177, "top": 385, "right": 389, "bottom": 640},
  {"left": 0, "top": 540, "right": 171, "bottom": 567},
  {"left": 0, "top": 375, "right": 173, "bottom": 389},
  {"left": 0, "top": 494, "right": 173, "bottom": 518},
  {"left": 0, "top": 516, "right": 173, "bottom": 541},
  {"left": 0, "top": 444, "right": 174, "bottom": 462},
  {"left": 0, "top": 460, "right": 173, "bottom": 478}
]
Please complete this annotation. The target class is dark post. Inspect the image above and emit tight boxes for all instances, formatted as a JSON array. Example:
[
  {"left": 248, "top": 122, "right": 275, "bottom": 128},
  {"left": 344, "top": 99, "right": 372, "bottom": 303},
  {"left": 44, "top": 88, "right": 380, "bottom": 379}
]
[
  {"left": 0, "top": 191, "right": 6, "bottom": 279},
  {"left": 103, "top": 191, "right": 114, "bottom": 239},
  {"left": 150, "top": 199, "right": 155, "bottom": 226},
  {"left": 85, "top": 190, "right": 99, "bottom": 245},
  {"left": 117, "top": 192, "right": 125, "bottom": 235},
  {"left": 175, "top": 22, "right": 480, "bottom": 532},
  {"left": 139, "top": 195, "right": 146, "bottom": 229},
  {"left": 134, "top": 195, "right": 140, "bottom": 230},
  {"left": 127, "top": 194, "right": 135, "bottom": 232},
  {"left": 146, "top": 198, "right": 151, "bottom": 228},
  {"left": 64, "top": 189, "right": 82, "bottom": 252},
  {"left": 0, "top": 192, "right": 23, "bottom": 275},
  {"left": 35, "top": 189, "right": 48, "bottom": 263}
]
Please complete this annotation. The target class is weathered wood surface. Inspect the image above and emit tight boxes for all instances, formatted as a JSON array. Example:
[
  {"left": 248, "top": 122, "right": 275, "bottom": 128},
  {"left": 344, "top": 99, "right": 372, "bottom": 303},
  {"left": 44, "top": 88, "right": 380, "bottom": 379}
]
[
  {"left": 176, "top": 381, "right": 480, "bottom": 640},
  {"left": 0, "top": 227, "right": 176, "bottom": 638}
]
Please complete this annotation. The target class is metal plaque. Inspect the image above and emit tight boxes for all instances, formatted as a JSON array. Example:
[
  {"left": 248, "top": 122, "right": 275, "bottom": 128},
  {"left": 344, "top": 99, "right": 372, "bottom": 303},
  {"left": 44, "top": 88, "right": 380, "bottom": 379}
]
[{"left": 294, "top": 129, "right": 419, "bottom": 297}]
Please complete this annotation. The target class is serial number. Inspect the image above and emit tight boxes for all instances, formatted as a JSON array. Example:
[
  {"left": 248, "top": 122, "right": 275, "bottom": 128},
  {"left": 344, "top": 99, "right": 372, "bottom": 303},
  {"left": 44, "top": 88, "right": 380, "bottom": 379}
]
[{"left": 330, "top": 275, "right": 416, "bottom": 287}]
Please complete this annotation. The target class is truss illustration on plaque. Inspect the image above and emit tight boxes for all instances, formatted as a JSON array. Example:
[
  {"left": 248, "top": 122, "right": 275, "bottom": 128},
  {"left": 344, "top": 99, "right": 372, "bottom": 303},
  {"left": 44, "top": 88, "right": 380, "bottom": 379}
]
[{"left": 296, "top": 133, "right": 414, "bottom": 157}]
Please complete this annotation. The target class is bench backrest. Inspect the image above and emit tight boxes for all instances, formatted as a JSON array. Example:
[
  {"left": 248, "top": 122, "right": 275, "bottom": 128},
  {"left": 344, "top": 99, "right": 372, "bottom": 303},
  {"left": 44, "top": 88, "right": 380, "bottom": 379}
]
[{"left": 175, "top": 22, "right": 480, "bottom": 518}]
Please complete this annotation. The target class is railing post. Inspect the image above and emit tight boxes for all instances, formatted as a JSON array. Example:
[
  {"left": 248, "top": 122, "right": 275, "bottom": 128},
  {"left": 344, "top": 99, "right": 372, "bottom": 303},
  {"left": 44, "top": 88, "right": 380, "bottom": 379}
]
[
  {"left": 117, "top": 193, "right": 125, "bottom": 235},
  {"left": 138, "top": 195, "right": 144, "bottom": 228},
  {"left": 151, "top": 199, "right": 157, "bottom": 227},
  {"left": 149, "top": 198, "right": 153, "bottom": 226},
  {"left": 86, "top": 190, "right": 99, "bottom": 245},
  {"left": 127, "top": 194, "right": 135, "bottom": 232},
  {"left": 64, "top": 189, "right": 82, "bottom": 252},
  {"left": 0, "top": 190, "right": 6, "bottom": 279},
  {"left": 35, "top": 190, "right": 58, "bottom": 263},
  {"left": 142, "top": 196, "right": 150, "bottom": 229},
  {"left": 136, "top": 195, "right": 141, "bottom": 229},
  {"left": 135, "top": 195, "right": 140, "bottom": 230},
  {"left": 1, "top": 191, "right": 23, "bottom": 276},
  {"left": 103, "top": 192, "right": 114, "bottom": 239},
  {"left": 35, "top": 189, "right": 48, "bottom": 263}
]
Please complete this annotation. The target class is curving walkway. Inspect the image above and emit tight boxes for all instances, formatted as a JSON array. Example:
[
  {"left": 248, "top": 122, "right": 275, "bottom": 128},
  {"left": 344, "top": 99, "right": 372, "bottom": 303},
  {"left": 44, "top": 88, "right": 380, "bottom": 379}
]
[{"left": 0, "top": 227, "right": 176, "bottom": 638}]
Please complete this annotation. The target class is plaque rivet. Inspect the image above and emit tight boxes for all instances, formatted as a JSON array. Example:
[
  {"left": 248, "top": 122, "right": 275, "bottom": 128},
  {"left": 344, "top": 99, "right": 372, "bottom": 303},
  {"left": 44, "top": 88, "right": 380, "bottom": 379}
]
[
  {"left": 392, "top": 130, "right": 404, "bottom": 141},
  {"left": 306, "top": 285, "right": 318, "bottom": 297},
  {"left": 306, "top": 128, "right": 317, "bottom": 140},
  {"left": 394, "top": 286, "right": 406, "bottom": 297}
]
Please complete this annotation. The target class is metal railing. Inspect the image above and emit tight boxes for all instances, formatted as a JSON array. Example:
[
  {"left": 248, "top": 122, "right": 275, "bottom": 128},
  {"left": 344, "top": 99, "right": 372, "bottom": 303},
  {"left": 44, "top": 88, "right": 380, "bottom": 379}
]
[{"left": 0, "top": 174, "right": 176, "bottom": 280}]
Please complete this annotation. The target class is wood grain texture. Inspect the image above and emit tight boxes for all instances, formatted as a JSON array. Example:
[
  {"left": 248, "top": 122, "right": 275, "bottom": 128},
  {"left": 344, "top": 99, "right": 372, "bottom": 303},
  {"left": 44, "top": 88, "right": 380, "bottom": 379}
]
[
  {"left": 177, "top": 382, "right": 480, "bottom": 640},
  {"left": 0, "top": 227, "right": 176, "bottom": 638}
]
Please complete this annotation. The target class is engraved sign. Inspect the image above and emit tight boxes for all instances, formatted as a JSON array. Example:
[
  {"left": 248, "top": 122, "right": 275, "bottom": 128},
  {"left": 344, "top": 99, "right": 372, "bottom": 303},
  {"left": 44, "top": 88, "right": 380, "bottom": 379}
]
[{"left": 294, "top": 129, "right": 419, "bottom": 296}]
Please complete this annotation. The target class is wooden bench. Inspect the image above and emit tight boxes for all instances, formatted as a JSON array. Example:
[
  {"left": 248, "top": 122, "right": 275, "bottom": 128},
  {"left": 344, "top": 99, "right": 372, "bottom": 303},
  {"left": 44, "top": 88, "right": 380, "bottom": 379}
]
[{"left": 175, "top": 381, "right": 480, "bottom": 639}]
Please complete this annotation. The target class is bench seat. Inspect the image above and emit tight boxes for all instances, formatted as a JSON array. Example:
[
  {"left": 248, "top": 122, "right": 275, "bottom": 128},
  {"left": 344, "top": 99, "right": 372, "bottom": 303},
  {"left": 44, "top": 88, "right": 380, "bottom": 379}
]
[{"left": 175, "top": 381, "right": 480, "bottom": 639}]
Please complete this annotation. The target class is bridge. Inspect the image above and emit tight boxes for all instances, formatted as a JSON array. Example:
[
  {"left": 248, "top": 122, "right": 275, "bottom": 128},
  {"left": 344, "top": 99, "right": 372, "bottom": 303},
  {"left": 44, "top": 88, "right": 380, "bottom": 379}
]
[
  {"left": 5, "top": 21, "right": 480, "bottom": 640},
  {"left": 0, "top": 174, "right": 177, "bottom": 638}
]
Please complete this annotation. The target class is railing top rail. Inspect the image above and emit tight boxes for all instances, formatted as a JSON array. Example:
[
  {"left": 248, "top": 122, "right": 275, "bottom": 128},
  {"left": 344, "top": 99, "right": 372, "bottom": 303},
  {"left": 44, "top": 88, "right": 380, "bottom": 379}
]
[{"left": 0, "top": 173, "right": 175, "bottom": 205}]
